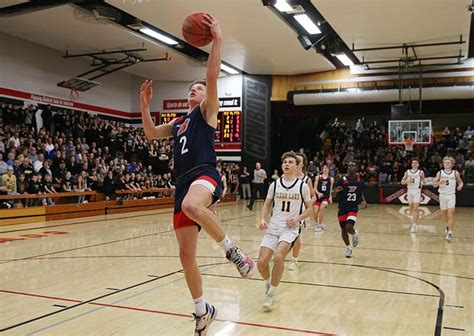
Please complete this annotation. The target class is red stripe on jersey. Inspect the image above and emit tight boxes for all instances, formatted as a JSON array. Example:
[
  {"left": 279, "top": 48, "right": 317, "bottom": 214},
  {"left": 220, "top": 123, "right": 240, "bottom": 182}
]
[{"left": 197, "top": 175, "right": 218, "bottom": 187}]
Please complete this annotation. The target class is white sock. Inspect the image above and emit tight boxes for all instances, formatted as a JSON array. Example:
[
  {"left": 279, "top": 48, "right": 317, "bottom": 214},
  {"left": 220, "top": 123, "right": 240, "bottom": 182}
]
[
  {"left": 193, "top": 295, "right": 207, "bottom": 317},
  {"left": 292, "top": 256, "right": 298, "bottom": 262},
  {"left": 268, "top": 285, "right": 277, "bottom": 295},
  {"left": 218, "top": 235, "right": 234, "bottom": 252},
  {"left": 265, "top": 278, "right": 271, "bottom": 286}
]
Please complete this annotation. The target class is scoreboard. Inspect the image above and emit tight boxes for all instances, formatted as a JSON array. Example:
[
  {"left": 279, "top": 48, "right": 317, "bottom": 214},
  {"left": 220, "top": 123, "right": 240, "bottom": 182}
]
[
  {"left": 159, "top": 112, "right": 186, "bottom": 124},
  {"left": 220, "top": 110, "right": 240, "bottom": 143},
  {"left": 159, "top": 110, "right": 240, "bottom": 143}
]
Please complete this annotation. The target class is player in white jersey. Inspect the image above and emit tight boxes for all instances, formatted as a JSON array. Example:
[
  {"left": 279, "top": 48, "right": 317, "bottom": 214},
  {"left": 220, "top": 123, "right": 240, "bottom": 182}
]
[
  {"left": 288, "top": 152, "right": 315, "bottom": 271},
  {"left": 401, "top": 158, "right": 425, "bottom": 233},
  {"left": 433, "top": 156, "right": 463, "bottom": 241},
  {"left": 257, "top": 152, "right": 313, "bottom": 311}
]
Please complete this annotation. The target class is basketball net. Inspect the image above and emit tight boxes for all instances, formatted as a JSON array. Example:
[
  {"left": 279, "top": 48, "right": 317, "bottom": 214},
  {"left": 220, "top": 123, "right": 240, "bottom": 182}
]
[
  {"left": 70, "top": 86, "right": 79, "bottom": 100},
  {"left": 404, "top": 138, "right": 414, "bottom": 151}
]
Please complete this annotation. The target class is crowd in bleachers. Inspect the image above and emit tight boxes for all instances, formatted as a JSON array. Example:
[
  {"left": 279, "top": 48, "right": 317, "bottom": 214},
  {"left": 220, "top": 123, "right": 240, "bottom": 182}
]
[
  {"left": 0, "top": 102, "right": 176, "bottom": 205},
  {"left": 310, "top": 118, "right": 474, "bottom": 184}
]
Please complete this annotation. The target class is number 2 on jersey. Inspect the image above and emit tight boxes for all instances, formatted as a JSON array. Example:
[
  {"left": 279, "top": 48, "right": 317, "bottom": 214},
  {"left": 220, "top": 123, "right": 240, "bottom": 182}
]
[
  {"left": 347, "top": 193, "right": 357, "bottom": 201},
  {"left": 179, "top": 136, "right": 189, "bottom": 155},
  {"left": 281, "top": 201, "right": 291, "bottom": 212}
]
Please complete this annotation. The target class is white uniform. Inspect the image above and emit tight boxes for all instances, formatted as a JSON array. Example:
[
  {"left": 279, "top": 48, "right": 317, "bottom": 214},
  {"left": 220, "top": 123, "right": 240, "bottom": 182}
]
[
  {"left": 299, "top": 174, "right": 310, "bottom": 226},
  {"left": 261, "top": 177, "right": 311, "bottom": 251},
  {"left": 438, "top": 170, "right": 457, "bottom": 210},
  {"left": 406, "top": 169, "right": 422, "bottom": 204}
]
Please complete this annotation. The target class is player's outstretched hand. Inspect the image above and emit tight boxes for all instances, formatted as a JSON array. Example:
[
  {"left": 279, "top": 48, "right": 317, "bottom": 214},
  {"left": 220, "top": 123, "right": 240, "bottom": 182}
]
[
  {"left": 202, "top": 13, "right": 222, "bottom": 41},
  {"left": 259, "top": 219, "right": 268, "bottom": 231},
  {"left": 140, "top": 80, "right": 153, "bottom": 110},
  {"left": 287, "top": 217, "right": 299, "bottom": 228}
]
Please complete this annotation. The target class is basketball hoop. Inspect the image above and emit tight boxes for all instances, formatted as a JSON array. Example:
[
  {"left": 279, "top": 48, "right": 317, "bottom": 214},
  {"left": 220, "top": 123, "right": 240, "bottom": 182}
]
[
  {"left": 70, "top": 86, "right": 79, "bottom": 100},
  {"left": 404, "top": 138, "right": 414, "bottom": 151}
]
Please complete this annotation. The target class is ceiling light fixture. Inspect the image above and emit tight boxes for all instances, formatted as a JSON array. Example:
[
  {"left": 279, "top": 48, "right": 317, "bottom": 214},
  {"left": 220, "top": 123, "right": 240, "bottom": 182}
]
[
  {"left": 139, "top": 27, "right": 179, "bottom": 45},
  {"left": 274, "top": 0, "right": 293, "bottom": 12},
  {"left": 294, "top": 14, "right": 321, "bottom": 34},
  {"left": 335, "top": 53, "right": 354, "bottom": 66},
  {"left": 220, "top": 63, "right": 239, "bottom": 74}
]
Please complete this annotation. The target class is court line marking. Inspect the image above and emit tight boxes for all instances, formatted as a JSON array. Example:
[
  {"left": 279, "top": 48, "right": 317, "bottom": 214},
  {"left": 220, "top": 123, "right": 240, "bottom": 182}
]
[
  {"left": 1, "top": 260, "right": 443, "bottom": 335},
  {"left": 443, "top": 326, "right": 465, "bottom": 332},
  {"left": 156, "top": 232, "right": 474, "bottom": 258},
  {"left": 0, "top": 228, "right": 174, "bottom": 265},
  {"left": 3, "top": 254, "right": 474, "bottom": 281},
  {"left": 1, "top": 288, "right": 337, "bottom": 335},
  {"left": 198, "top": 272, "right": 439, "bottom": 298}
]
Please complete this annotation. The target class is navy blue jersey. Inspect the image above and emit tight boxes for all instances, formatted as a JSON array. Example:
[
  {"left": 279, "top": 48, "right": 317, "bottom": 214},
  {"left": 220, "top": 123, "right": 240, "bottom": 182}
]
[
  {"left": 172, "top": 104, "right": 217, "bottom": 178},
  {"left": 335, "top": 175, "right": 365, "bottom": 209},
  {"left": 316, "top": 175, "right": 331, "bottom": 198}
]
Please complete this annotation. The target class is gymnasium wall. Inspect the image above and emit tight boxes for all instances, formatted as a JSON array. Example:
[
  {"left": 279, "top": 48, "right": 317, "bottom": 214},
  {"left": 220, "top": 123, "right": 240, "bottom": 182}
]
[{"left": 0, "top": 32, "right": 137, "bottom": 113}]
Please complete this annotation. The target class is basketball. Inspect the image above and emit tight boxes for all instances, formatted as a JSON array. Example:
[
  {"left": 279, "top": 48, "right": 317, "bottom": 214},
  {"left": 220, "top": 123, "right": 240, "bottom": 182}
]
[{"left": 182, "top": 12, "right": 213, "bottom": 47}]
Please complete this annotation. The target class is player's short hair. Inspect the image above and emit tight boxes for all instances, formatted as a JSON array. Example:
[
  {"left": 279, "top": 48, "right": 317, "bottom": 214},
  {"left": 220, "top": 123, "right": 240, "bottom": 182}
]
[
  {"left": 295, "top": 152, "right": 307, "bottom": 168},
  {"left": 188, "top": 79, "right": 206, "bottom": 91},
  {"left": 412, "top": 158, "right": 419, "bottom": 163},
  {"left": 281, "top": 151, "right": 300, "bottom": 165},
  {"left": 443, "top": 156, "right": 455, "bottom": 165}
]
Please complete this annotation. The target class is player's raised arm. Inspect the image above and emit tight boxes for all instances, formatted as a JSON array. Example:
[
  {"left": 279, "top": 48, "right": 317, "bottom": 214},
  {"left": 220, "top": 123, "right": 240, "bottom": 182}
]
[
  {"left": 201, "top": 13, "right": 222, "bottom": 125},
  {"left": 140, "top": 80, "right": 174, "bottom": 140}
]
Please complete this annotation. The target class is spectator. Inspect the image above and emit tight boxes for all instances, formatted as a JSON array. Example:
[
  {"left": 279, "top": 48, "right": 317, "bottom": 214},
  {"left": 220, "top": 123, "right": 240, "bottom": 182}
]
[
  {"left": 2, "top": 166, "right": 17, "bottom": 194},
  {"left": 247, "top": 162, "right": 267, "bottom": 211},
  {"left": 17, "top": 173, "right": 27, "bottom": 194},
  {"left": 271, "top": 169, "right": 279, "bottom": 181},
  {"left": 61, "top": 171, "right": 73, "bottom": 192},
  {"left": 42, "top": 174, "right": 56, "bottom": 205},
  {"left": 239, "top": 166, "right": 251, "bottom": 200},
  {"left": 0, "top": 152, "right": 7, "bottom": 175}
]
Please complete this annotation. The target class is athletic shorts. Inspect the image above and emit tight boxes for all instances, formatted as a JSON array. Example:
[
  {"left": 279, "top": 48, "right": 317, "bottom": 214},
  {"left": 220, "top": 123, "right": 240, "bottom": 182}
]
[
  {"left": 439, "top": 194, "right": 456, "bottom": 210},
  {"left": 314, "top": 197, "right": 329, "bottom": 207},
  {"left": 260, "top": 230, "right": 299, "bottom": 252},
  {"left": 338, "top": 207, "right": 358, "bottom": 229},
  {"left": 407, "top": 189, "right": 421, "bottom": 204},
  {"left": 173, "top": 168, "right": 222, "bottom": 230}
]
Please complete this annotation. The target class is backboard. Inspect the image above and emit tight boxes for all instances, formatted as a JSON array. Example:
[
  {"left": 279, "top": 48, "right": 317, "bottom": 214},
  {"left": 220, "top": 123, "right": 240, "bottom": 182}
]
[{"left": 388, "top": 120, "right": 432, "bottom": 145}]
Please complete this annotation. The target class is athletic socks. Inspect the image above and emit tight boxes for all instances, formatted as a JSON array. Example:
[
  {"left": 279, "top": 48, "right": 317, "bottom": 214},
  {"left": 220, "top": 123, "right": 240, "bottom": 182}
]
[
  {"left": 193, "top": 295, "right": 207, "bottom": 317},
  {"left": 265, "top": 278, "right": 272, "bottom": 286},
  {"left": 268, "top": 285, "right": 278, "bottom": 296},
  {"left": 218, "top": 234, "right": 234, "bottom": 252}
]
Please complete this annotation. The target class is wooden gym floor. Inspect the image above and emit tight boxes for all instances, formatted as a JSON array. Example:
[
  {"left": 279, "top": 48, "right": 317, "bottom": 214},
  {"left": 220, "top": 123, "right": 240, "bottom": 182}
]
[{"left": 0, "top": 202, "right": 472, "bottom": 335}]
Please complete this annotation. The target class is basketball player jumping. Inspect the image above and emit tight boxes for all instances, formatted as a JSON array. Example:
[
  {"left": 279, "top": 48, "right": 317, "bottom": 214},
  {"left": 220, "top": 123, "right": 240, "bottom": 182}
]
[
  {"left": 288, "top": 152, "right": 314, "bottom": 271},
  {"left": 257, "top": 152, "right": 313, "bottom": 311},
  {"left": 401, "top": 158, "right": 425, "bottom": 233},
  {"left": 333, "top": 162, "right": 366, "bottom": 258},
  {"left": 313, "top": 165, "right": 334, "bottom": 232},
  {"left": 140, "top": 14, "right": 255, "bottom": 336},
  {"left": 433, "top": 156, "right": 463, "bottom": 241}
]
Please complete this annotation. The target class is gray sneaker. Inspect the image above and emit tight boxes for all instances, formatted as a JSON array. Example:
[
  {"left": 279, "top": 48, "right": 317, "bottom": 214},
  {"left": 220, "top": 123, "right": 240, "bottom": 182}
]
[
  {"left": 445, "top": 232, "right": 453, "bottom": 242},
  {"left": 226, "top": 246, "right": 255, "bottom": 279},
  {"left": 193, "top": 304, "right": 217, "bottom": 336},
  {"left": 352, "top": 230, "right": 359, "bottom": 248},
  {"left": 263, "top": 291, "right": 276, "bottom": 311},
  {"left": 345, "top": 247, "right": 353, "bottom": 258}
]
